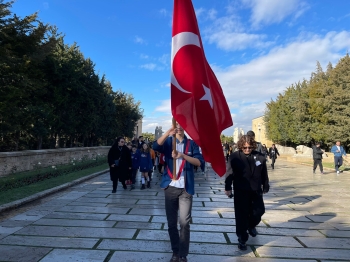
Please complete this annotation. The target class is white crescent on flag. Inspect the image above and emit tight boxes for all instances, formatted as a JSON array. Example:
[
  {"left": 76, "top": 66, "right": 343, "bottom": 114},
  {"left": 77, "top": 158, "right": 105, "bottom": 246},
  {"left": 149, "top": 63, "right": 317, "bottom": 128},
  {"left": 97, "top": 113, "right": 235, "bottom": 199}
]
[{"left": 171, "top": 32, "right": 200, "bottom": 94}]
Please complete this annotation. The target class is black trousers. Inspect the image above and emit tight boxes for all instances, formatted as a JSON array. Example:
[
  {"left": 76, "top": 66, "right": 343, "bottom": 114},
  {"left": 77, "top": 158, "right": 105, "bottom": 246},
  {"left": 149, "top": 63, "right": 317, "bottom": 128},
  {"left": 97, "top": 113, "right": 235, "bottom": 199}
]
[
  {"left": 113, "top": 179, "right": 126, "bottom": 190},
  {"left": 271, "top": 157, "right": 276, "bottom": 169},
  {"left": 313, "top": 159, "right": 323, "bottom": 172},
  {"left": 234, "top": 190, "right": 265, "bottom": 242}
]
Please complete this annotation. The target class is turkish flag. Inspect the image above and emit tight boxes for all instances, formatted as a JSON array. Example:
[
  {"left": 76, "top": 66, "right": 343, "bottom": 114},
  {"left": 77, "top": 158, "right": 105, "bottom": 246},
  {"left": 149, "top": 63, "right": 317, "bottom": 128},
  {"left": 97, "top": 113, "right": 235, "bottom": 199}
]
[{"left": 171, "top": 0, "right": 233, "bottom": 176}]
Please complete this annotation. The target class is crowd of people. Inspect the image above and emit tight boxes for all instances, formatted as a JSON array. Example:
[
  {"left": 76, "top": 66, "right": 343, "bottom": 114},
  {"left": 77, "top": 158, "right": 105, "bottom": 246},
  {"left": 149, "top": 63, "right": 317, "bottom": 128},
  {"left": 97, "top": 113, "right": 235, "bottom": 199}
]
[
  {"left": 222, "top": 131, "right": 280, "bottom": 170},
  {"left": 107, "top": 135, "right": 163, "bottom": 192},
  {"left": 107, "top": 129, "right": 347, "bottom": 260}
]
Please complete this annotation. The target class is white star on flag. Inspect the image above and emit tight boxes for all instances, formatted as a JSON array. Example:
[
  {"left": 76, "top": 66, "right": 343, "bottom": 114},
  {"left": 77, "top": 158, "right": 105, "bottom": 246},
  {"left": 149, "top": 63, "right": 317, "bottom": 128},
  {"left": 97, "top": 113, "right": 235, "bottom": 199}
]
[{"left": 200, "top": 84, "right": 213, "bottom": 109}]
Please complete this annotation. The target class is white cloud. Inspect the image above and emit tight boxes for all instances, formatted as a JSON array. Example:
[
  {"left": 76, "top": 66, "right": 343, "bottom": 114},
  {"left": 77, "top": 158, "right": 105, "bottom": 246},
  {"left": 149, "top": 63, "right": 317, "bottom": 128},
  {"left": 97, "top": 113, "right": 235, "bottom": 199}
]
[
  {"left": 242, "top": 0, "right": 309, "bottom": 28},
  {"left": 140, "top": 54, "right": 149, "bottom": 59},
  {"left": 204, "top": 15, "right": 272, "bottom": 51},
  {"left": 140, "top": 63, "right": 157, "bottom": 71},
  {"left": 142, "top": 114, "right": 173, "bottom": 133},
  {"left": 214, "top": 30, "right": 350, "bottom": 134},
  {"left": 42, "top": 2, "right": 49, "bottom": 9},
  {"left": 134, "top": 36, "right": 146, "bottom": 44},
  {"left": 159, "top": 8, "right": 168, "bottom": 17},
  {"left": 207, "top": 9, "right": 218, "bottom": 20},
  {"left": 195, "top": 8, "right": 206, "bottom": 19},
  {"left": 155, "top": 99, "right": 171, "bottom": 113},
  {"left": 160, "top": 82, "right": 170, "bottom": 88},
  {"left": 217, "top": 31, "right": 350, "bottom": 101},
  {"left": 158, "top": 54, "right": 169, "bottom": 66}
]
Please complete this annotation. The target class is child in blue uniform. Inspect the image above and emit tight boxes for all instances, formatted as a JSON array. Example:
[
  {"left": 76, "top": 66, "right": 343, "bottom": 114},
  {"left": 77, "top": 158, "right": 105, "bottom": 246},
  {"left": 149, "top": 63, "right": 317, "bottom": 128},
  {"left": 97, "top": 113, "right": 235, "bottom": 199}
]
[
  {"left": 130, "top": 145, "right": 140, "bottom": 190},
  {"left": 139, "top": 143, "right": 153, "bottom": 189}
]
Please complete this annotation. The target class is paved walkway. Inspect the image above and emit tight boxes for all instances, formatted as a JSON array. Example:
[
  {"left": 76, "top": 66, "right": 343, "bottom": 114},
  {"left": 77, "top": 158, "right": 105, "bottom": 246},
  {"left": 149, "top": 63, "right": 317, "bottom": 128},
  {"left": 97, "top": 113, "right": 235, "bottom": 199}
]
[{"left": 1, "top": 160, "right": 350, "bottom": 261}]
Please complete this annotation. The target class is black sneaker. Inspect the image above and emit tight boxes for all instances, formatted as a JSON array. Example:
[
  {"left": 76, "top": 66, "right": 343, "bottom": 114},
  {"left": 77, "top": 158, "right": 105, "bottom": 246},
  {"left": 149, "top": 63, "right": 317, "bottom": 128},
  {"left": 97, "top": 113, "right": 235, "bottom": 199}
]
[
  {"left": 140, "top": 184, "right": 146, "bottom": 190},
  {"left": 111, "top": 190, "right": 116, "bottom": 193},
  {"left": 169, "top": 253, "right": 179, "bottom": 262},
  {"left": 248, "top": 227, "right": 257, "bottom": 237},
  {"left": 238, "top": 242, "right": 247, "bottom": 250},
  {"left": 147, "top": 181, "right": 151, "bottom": 188},
  {"left": 123, "top": 185, "right": 127, "bottom": 190},
  {"left": 238, "top": 237, "right": 247, "bottom": 250}
]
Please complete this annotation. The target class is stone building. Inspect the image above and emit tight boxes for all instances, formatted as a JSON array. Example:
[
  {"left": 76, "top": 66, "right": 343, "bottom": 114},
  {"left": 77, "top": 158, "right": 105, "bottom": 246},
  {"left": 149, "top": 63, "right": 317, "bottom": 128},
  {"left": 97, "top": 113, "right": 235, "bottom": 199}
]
[
  {"left": 251, "top": 116, "right": 273, "bottom": 147},
  {"left": 134, "top": 118, "right": 143, "bottom": 138}
]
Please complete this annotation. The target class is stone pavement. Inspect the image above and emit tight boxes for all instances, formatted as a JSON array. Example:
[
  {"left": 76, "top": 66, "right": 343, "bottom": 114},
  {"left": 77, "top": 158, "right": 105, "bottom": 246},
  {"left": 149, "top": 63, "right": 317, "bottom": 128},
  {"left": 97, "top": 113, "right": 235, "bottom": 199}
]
[{"left": 1, "top": 160, "right": 350, "bottom": 261}]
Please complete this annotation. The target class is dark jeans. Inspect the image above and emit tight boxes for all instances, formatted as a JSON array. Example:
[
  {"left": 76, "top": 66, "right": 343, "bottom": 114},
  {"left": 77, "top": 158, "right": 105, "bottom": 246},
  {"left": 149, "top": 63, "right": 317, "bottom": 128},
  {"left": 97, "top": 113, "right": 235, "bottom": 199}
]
[
  {"left": 271, "top": 157, "right": 276, "bottom": 169},
  {"left": 131, "top": 168, "right": 138, "bottom": 184},
  {"left": 334, "top": 156, "right": 343, "bottom": 171},
  {"left": 234, "top": 189, "right": 265, "bottom": 243},
  {"left": 313, "top": 159, "right": 323, "bottom": 172},
  {"left": 164, "top": 186, "right": 193, "bottom": 257}
]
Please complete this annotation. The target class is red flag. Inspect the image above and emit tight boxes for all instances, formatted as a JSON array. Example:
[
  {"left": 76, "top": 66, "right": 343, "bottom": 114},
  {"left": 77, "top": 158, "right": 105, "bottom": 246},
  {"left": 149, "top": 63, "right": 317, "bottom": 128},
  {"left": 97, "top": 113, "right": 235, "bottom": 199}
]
[{"left": 171, "top": 0, "right": 233, "bottom": 176}]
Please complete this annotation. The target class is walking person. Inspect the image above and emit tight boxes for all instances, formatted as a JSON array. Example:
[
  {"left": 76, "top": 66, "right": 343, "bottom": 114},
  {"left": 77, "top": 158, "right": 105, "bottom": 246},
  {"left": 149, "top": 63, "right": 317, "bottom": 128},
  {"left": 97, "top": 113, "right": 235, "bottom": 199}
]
[
  {"left": 312, "top": 142, "right": 324, "bottom": 174},
  {"left": 139, "top": 143, "right": 153, "bottom": 189},
  {"left": 225, "top": 135, "right": 269, "bottom": 250},
  {"left": 107, "top": 137, "right": 132, "bottom": 193},
  {"left": 268, "top": 144, "right": 280, "bottom": 169},
  {"left": 153, "top": 122, "right": 204, "bottom": 262},
  {"left": 262, "top": 144, "right": 268, "bottom": 162},
  {"left": 137, "top": 136, "right": 145, "bottom": 150},
  {"left": 331, "top": 140, "right": 347, "bottom": 174},
  {"left": 247, "top": 130, "right": 263, "bottom": 153},
  {"left": 130, "top": 145, "right": 140, "bottom": 190}
]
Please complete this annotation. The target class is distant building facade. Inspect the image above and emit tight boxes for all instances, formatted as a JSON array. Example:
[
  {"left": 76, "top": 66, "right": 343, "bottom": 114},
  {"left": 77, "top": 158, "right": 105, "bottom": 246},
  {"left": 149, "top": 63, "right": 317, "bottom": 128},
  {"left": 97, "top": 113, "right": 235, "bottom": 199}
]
[
  {"left": 233, "top": 127, "right": 245, "bottom": 143},
  {"left": 252, "top": 116, "right": 273, "bottom": 147},
  {"left": 134, "top": 118, "right": 143, "bottom": 138}
]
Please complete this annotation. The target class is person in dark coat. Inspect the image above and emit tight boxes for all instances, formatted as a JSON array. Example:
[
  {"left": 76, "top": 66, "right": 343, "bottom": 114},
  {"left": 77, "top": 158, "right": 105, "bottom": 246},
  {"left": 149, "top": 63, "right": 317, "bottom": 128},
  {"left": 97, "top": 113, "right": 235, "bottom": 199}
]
[
  {"left": 268, "top": 144, "right": 280, "bottom": 169},
  {"left": 225, "top": 135, "right": 269, "bottom": 251},
  {"left": 107, "top": 136, "right": 132, "bottom": 193},
  {"left": 312, "top": 142, "right": 324, "bottom": 174}
]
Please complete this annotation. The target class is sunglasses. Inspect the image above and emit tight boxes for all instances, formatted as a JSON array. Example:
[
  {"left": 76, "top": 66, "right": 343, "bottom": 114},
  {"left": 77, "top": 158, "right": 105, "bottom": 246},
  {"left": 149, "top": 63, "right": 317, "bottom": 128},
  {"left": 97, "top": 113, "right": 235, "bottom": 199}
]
[{"left": 242, "top": 147, "right": 253, "bottom": 150}]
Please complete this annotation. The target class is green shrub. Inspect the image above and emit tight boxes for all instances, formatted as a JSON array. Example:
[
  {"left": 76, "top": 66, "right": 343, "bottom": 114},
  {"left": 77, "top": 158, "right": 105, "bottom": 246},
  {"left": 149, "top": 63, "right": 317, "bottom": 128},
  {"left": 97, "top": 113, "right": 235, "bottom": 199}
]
[{"left": 0, "top": 156, "right": 107, "bottom": 192}]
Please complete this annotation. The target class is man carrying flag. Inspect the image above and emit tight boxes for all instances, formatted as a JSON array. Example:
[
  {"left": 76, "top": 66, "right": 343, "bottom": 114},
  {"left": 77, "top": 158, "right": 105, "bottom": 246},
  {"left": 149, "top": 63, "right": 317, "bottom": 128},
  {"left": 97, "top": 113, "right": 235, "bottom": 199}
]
[
  {"left": 153, "top": 0, "right": 233, "bottom": 261},
  {"left": 153, "top": 122, "right": 203, "bottom": 262}
]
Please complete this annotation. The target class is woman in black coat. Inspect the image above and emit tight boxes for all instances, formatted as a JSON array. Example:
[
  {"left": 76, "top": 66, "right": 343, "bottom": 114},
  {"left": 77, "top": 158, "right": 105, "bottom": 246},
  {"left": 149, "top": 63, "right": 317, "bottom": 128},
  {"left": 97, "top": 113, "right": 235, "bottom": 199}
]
[
  {"left": 107, "top": 137, "right": 132, "bottom": 193},
  {"left": 224, "top": 135, "right": 269, "bottom": 251},
  {"left": 268, "top": 144, "right": 280, "bottom": 169}
]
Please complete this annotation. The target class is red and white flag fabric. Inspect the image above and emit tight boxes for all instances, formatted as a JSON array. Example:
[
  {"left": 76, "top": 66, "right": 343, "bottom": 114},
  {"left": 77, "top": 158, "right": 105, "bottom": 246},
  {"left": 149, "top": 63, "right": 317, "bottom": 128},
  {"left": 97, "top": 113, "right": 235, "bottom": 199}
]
[{"left": 171, "top": 0, "right": 233, "bottom": 176}]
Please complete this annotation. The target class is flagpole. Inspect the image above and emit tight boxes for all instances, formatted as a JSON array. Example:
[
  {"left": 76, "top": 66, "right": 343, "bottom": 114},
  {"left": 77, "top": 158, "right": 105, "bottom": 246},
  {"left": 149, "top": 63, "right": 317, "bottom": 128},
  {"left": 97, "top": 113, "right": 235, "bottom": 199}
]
[{"left": 172, "top": 118, "right": 177, "bottom": 180}]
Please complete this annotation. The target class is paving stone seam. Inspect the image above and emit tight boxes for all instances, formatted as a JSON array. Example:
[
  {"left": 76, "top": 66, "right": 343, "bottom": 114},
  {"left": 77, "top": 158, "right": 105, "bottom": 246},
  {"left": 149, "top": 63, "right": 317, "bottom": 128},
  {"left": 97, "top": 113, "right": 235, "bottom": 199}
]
[
  {"left": 250, "top": 246, "right": 260, "bottom": 257},
  {"left": 0, "top": 169, "right": 109, "bottom": 214},
  {"left": 293, "top": 236, "right": 307, "bottom": 247},
  {"left": 92, "top": 239, "right": 103, "bottom": 249}
]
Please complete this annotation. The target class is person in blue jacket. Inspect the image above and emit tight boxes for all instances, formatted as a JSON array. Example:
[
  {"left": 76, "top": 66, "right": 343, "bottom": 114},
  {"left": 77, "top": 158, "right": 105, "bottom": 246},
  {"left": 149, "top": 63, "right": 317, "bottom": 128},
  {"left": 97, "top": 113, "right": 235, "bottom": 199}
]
[
  {"left": 130, "top": 145, "right": 141, "bottom": 190},
  {"left": 139, "top": 143, "right": 153, "bottom": 189},
  {"left": 153, "top": 122, "right": 204, "bottom": 262},
  {"left": 331, "top": 140, "right": 347, "bottom": 174}
]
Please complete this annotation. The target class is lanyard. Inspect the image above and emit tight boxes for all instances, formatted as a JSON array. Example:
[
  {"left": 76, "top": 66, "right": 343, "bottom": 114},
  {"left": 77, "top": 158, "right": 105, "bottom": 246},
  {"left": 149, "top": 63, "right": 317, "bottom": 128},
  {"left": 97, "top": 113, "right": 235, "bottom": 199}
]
[{"left": 167, "top": 140, "right": 191, "bottom": 180}]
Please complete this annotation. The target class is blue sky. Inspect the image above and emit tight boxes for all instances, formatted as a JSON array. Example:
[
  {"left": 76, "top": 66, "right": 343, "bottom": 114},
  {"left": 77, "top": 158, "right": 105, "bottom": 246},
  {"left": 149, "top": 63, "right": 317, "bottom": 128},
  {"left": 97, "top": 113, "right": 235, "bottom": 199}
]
[{"left": 11, "top": 0, "right": 350, "bottom": 136}]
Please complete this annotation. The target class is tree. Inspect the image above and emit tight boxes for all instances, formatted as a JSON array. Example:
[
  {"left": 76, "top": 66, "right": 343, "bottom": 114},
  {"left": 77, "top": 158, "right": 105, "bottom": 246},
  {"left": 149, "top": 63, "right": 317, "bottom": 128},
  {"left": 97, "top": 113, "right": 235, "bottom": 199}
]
[{"left": 142, "top": 132, "right": 155, "bottom": 143}]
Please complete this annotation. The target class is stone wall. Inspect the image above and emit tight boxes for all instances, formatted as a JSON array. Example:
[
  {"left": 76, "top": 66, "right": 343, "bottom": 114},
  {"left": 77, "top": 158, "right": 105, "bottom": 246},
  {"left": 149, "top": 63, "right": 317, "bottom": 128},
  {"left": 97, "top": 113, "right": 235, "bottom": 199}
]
[{"left": 0, "top": 146, "right": 110, "bottom": 177}]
